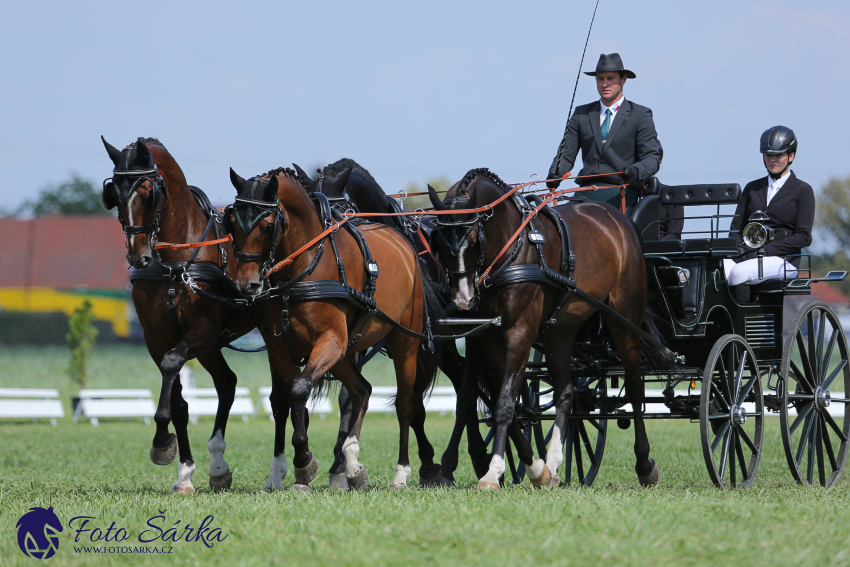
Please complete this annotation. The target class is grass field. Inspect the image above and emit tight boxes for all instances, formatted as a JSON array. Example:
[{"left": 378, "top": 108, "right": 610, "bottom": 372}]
[{"left": 1, "top": 346, "right": 848, "bottom": 566}]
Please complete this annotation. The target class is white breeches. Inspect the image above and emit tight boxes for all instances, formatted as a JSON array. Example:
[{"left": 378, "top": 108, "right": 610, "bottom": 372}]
[{"left": 723, "top": 257, "right": 798, "bottom": 286}]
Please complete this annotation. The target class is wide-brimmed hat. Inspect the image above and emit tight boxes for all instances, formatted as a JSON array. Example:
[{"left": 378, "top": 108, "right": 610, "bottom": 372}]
[{"left": 584, "top": 53, "right": 636, "bottom": 79}]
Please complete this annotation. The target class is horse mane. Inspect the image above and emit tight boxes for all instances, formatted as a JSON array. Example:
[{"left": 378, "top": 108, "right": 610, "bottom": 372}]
[
  {"left": 119, "top": 137, "right": 166, "bottom": 165},
  {"left": 322, "top": 158, "right": 383, "bottom": 194},
  {"left": 249, "top": 167, "right": 304, "bottom": 185},
  {"left": 456, "top": 167, "right": 507, "bottom": 196}
]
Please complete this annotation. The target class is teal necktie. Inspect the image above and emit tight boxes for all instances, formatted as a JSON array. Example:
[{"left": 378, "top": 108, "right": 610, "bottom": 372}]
[{"left": 601, "top": 108, "right": 612, "bottom": 143}]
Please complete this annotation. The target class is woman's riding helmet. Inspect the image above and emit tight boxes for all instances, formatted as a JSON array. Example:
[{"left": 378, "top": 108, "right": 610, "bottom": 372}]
[{"left": 760, "top": 126, "right": 798, "bottom": 155}]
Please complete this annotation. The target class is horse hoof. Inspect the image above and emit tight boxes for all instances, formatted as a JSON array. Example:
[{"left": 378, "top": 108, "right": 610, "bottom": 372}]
[
  {"left": 150, "top": 435, "right": 178, "bottom": 466},
  {"left": 638, "top": 459, "right": 660, "bottom": 487},
  {"left": 391, "top": 482, "right": 406, "bottom": 490},
  {"left": 209, "top": 470, "right": 233, "bottom": 493},
  {"left": 419, "top": 464, "right": 442, "bottom": 488},
  {"left": 293, "top": 454, "right": 319, "bottom": 486},
  {"left": 290, "top": 483, "right": 311, "bottom": 493},
  {"left": 441, "top": 476, "right": 454, "bottom": 488},
  {"left": 328, "top": 472, "right": 349, "bottom": 491},
  {"left": 172, "top": 484, "right": 195, "bottom": 495},
  {"left": 530, "top": 466, "right": 560, "bottom": 489},
  {"left": 347, "top": 466, "right": 369, "bottom": 490},
  {"left": 477, "top": 479, "right": 501, "bottom": 490}
]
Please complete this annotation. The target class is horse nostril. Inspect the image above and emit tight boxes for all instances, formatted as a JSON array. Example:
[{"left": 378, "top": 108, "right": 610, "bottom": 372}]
[
  {"left": 246, "top": 282, "right": 262, "bottom": 295},
  {"left": 140, "top": 256, "right": 152, "bottom": 268}
]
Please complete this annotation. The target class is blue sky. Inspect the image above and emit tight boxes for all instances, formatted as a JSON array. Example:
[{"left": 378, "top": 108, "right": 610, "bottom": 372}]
[{"left": 1, "top": 0, "right": 848, "bottom": 217}]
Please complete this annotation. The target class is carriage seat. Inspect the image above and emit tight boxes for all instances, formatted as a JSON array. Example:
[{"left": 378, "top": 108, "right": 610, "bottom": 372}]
[
  {"left": 642, "top": 238, "right": 737, "bottom": 256},
  {"left": 659, "top": 183, "right": 741, "bottom": 206}
]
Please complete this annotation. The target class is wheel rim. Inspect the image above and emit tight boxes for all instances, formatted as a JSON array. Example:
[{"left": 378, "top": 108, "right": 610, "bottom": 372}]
[
  {"left": 780, "top": 302, "right": 850, "bottom": 486},
  {"left": 700, "top": 334, "right": 764, "bottom": 489}
]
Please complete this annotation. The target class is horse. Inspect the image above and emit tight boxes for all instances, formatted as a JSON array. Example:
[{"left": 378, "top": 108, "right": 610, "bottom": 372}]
[
  {"left": 225, "top": 165, "right": 443, "bottom": 490},
  {"left": 100, "top": 137, "right": 262, "bottom": 493},
  {"left": 309, "top": 159, "right": 492, "bottom": 483},
  {"left": 428, "top": 168, "right": 661, "bottom": 489}
]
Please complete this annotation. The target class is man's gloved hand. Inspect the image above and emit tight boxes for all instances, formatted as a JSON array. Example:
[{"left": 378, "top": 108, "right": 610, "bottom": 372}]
[
  {"left": 546, "top": 178, "right": 562, "bottom": 189},
  {"left": 623, "top": 165, "right": 640, "bottom": 184}
]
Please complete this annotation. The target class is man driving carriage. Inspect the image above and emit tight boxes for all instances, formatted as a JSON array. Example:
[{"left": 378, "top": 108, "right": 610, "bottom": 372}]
[
  {"left": 725, "top": 126, "right": 815, "bottom": 285},
  {"left": 546, "top": 53, "right": 661, "bottom": 213}
]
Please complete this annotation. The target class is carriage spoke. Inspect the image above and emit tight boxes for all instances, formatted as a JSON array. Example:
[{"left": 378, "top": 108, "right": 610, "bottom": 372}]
[
  {"left": 820, "top": 328, "right": 838, "bottom": 384},
  {"left": 578, "top": 422, "right": 597, "bottom": 467},
  {"left": 806, "top": 415, "right": 817, "bottom": 484},
  {"left": 816, "top": 417, "right": 826, "bottom": 485},
  {"left": 719, "top": 427, "right": 732, "bottom": 480},
  {"left": 573, "top": 424, "right": 585, "bottom": 482},
  {"left": 822, "top": 359, "right": 847, "bottom": 391},
  {"left": 734, "top": 350, "right": 747, "bottom": 400},
  {"left": 711, "top": 382, "right": 731, "bottom": 410},
  {"left": 789, "top": 403, "right": 814, "bottom": 435},
  {"left": 533, "top": 421, "right": 548, "bottom": 460},
  {"left": 815, "top": 311, "right": 826, "bottom": 383},
  {"left": 737, "top": 375, "right": 759, "bottom": 405},
  {"left": 586, "top": 418, "right": 603, "bottom": 432},
  {"left": 789, "top": 360, "right": 814, "bottom": 394},
  {"left": 808, "top": 312, "right": 819, "bottom": 383},
  {"left": 736, "top": 432, "right": 749, "bottom": 482},
  {"left": 712, "top": 421, "right": 731, "bottom": 453},
  {"left": 729, "top": 430, "right": 738, "bottom": 487},
  {"left": 821, "top": 418, "right": 839, "bottom": 472},
  {"left": 738, "top": 427, "right": 758, "bottom": 455},
  {"left": 795, "top": 412, "right": 815, "bottom": 466},
  {"left": 822, "top": 411, "right": 848, "bottom": 443},
  {"left": 796, "top": 331, "right": 817, "bottom": 391},
  {"left": 719, "top": 353, "right": 734, "bottom": 406}
]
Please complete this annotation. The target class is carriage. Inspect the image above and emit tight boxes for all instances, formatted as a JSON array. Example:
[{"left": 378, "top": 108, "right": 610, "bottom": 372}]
[{"left": 491, "top": 179, "right": 850, "bottom": 488}]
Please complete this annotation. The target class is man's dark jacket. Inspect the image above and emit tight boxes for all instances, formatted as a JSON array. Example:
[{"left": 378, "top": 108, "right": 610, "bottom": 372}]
[
  {"left": 728, "top": 171, "right": 815, "bottom": 267},
  {"left": 548, "top": 99, "right": 662, "bottom": 187}
]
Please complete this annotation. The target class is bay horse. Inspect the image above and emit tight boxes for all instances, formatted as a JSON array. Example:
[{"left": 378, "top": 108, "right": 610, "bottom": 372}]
[
  {"left": 311, "top": 159, "right": 492, "bottom": 483},
  {"left": 226, "top": 166, "right": 443, "bottom": 490},
  {"left": 428, "top": 168, "right": 660, "bottom": 489},
  {"left": 100, "top": 137, "right": 262, "bottom": 493}
]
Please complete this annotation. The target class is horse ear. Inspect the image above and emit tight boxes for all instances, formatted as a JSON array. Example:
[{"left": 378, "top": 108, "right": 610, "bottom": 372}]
[
  {"left": 134, "top": 140, "right": 154, "bottom": 167},
  {"left": 292, "top": 163, "right": 314, "bottom": 190},
  {"left": 332, "top": 166, "right": 353, "bottom": 194},
  {"left": 428, "top": 185, "right": 445, "bottom": 210},
  {"left": 101, "top": 136, "right": 122, "bottom": 166},
  {"left": 230, "top": 168, "right": 246, "bottom": 192},
  {"left": 263, "top": 175, "right": 280, "bottom": 201}
]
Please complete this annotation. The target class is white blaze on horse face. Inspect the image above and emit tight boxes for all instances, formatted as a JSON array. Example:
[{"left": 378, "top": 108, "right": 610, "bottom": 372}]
[
  {"left": 263, "top": 453, "right": 288, "bottom": 491},
  {"left": 172, "top": 461, "right": 196, "bottom": 493},
  {"left": 126, "top": 190, "right": 140, "bottom": 251},
  {"left": 545, "top": 425, "right": 564, "bottom": 475},
  {"left": 392, "top": 464, "right": 411, "bottom": 487},
  {"left": 342, "top": 435, "right": 361, "bottom": 477},
  {"left": 479, "top": 454, "right": 505, "bottom": 484},
  {"left": 453, "top": 238, "right": 475, "bottom": 310},
  {"left": 207, "top": 431, "right": 229, "bottom": 477}
]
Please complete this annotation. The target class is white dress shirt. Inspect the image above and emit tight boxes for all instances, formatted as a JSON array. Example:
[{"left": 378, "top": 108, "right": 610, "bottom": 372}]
[
  {"left": 766, "top": 169, "right": 791, "bottom": 206},
  {"left": 600, "top": 96, "right": 625, "bottom": 126}
]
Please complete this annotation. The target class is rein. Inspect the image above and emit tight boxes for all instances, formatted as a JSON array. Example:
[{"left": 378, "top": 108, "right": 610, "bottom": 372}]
[{"left": 154, "top": 233, "right": 232, "bottom": 251}]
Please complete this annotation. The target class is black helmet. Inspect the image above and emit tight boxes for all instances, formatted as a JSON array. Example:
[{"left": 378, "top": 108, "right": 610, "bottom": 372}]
[{"left": 760, "top": 126, "right": 798, "bottom": 155}]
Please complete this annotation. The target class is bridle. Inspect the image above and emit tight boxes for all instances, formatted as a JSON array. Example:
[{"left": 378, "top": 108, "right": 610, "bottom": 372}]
[
  {"left": 431, "top": 195, "right": 491, "bottom": 296},
  {"left": 222, "top": 179, "right": 289, "bottom": 284},
  {"left": 102, "top": 166, "right": 167, "bottom": 248}
]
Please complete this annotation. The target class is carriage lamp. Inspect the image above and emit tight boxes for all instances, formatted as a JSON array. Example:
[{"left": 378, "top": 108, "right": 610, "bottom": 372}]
[{"left": 742, "top": 211, "right": 774, "bottom": 250}]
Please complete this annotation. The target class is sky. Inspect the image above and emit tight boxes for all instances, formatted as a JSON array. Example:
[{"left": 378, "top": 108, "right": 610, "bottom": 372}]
[{"left": 2, "top": 0, "right": 849, "bottom": 222}]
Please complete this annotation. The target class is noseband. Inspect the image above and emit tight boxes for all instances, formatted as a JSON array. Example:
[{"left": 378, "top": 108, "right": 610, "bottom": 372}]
[
  {"left": 431, "top": 196, "right": 490, "bottom": 289},
  {"left": 103, "top": 167, "right": 166, "bottom": 243},
  {"left": 223, "top": 181, "right": 289, "bottom": 279}
]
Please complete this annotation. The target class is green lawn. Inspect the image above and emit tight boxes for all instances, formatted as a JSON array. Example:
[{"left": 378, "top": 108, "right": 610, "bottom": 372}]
[{"left": 0, "top": 346, "right": 848, "bottom": 566}]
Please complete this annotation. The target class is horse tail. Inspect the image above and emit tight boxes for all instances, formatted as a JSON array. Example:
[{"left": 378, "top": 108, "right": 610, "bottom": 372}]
[
  {"left": 413, "top": 267, "right": 443, "bottom": 400},
  {"left": 639, "top": 306, "right": 681, "bottom": 371}
]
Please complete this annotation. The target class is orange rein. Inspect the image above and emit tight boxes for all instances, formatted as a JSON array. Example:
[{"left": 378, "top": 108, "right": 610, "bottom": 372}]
[
  {"left": 153, "top": 234, "right": 232, "bottom": 250},
  {"left": 264, "top": 211, "right": 356, "bottom": 276}
]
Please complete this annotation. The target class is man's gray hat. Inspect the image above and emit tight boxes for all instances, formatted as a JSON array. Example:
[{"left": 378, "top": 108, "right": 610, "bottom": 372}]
[{"left": 584, "top": 53, "right": 636, "bottom": 79}]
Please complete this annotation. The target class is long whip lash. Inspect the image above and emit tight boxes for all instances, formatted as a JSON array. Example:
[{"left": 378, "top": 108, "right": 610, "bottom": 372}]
[{"left": 554, "top": 0, "right": 601, "bottom": 167}]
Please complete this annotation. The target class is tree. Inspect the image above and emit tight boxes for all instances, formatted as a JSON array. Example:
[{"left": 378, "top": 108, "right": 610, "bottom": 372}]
[
  {"left": 66, "top": 300, "right": 99, "bottom": 392},
  {"left": 18, "top": 175, "right": 111, "bottom": 216},
  {"left": 811, "top": 176, "right": 850, "bottom": 296}
]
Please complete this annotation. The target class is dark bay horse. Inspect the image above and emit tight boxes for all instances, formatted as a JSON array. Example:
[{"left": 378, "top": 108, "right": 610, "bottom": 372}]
[
  {"left": 101, "top": 137, "right": 260, "bottom": 493},
  {"left": 226, "top": 166, "right": 443, "bottom": 490},
  {"left": 428, "top": 168, "right": 660, "bottom": 489}
]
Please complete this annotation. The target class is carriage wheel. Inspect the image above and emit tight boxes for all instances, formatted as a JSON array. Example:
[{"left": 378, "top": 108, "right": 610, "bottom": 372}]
[
  {"left": 779, "top": 301, "right": 850, "bottom": 486},
  {"left": 699, "top": 334, "right": 764, "bottom": 489}
]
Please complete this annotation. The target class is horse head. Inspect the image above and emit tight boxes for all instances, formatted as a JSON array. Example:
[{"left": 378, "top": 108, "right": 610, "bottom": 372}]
[
  {"left": 225, "top": 168, "right": 287, "bottom": 296},
  {"left": 101, "top": 136, "right": 167, "bottom": 268},
  {"left": 428, "top": 181, "right": 485, "bottom": 311}
]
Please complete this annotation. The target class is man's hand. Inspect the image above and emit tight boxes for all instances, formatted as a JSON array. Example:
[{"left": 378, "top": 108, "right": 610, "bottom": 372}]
[
  {"left": 546, "top": 179, "right": 561, "bottom": 189},
  {"left": 623, "top": 165, "right": 640, "bottom": 184}
]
